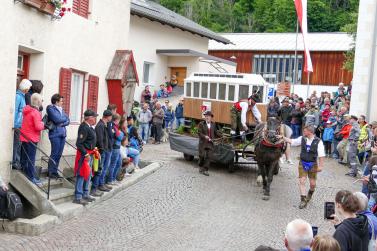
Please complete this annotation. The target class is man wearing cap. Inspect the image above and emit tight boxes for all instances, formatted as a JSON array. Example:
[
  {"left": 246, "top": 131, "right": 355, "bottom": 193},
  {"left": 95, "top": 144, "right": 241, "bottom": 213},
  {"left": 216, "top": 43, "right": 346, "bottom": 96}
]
[
  {"left": 92, "top": 110, "right": 114, "bottom": 196},
  {"left": 345, "top": 115, "right": 361, "bottom": 177},
  {"left": 73, "top": 109, "right": 99, "bottom": 205},
  {"left": 282, "top": 125, "right": 325, "bottom": 209},
  {"left": 230, "top": 94, "right": 261, "bottom": 139},
  {"left": 198, "top": 110, "right": 222, "bottom": 176}
]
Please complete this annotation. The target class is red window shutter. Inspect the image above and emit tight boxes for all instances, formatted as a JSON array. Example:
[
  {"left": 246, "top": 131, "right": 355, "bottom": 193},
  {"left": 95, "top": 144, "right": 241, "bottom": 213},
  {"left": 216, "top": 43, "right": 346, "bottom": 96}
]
[
  {"left": 79, "top": 0, "right": 89, "bottom": 18},
  {"left": 72, "top": 0, "right": 80, "bottom": 14},
  {"left": 59, "top": 68, "right": 72, "bottom": 116},
  {"left": 87, "top": 75, "right": 99, "bottom": 113},
  {"left": 72, "top": 0, "right": 89, "bottom": 18}
]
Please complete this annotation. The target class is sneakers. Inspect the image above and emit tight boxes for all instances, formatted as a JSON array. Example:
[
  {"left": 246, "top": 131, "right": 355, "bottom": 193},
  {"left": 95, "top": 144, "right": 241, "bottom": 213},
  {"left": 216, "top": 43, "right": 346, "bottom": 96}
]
[
  {"left": 108, "top": 181, "right": 116, "bottom": 186},
  {"left": 90, "top": 190, "right": 104, "bottom": 197},
  {"left": 98, "top": 185, "right": 111, "bottom": 192},
  {"left": 83, "top": 196, "right": 96, "bottom": 203},
  {"left": 286, "top": 159, "right": 294, "bottom": 165},
  {"left": 125, "top": 173, "right": 132, "bottom": 177},
  {"left": 32, "top": 178, "right": 42, "bottom": 186},
  {"left": 104, "top": 184, "right": 113, "bottom": 190},
  {"left": 345, "top": 172, "right": 357, "bottom": 177},
  {"left": 73, "top": 199, "right": 88, "bottom": 206}
]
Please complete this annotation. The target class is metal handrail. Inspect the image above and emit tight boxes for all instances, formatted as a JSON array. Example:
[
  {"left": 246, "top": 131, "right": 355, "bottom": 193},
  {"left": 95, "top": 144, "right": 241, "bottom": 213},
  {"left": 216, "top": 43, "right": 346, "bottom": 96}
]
[{"left": 14, "top": 128, "right": 56, "bottom": 199}]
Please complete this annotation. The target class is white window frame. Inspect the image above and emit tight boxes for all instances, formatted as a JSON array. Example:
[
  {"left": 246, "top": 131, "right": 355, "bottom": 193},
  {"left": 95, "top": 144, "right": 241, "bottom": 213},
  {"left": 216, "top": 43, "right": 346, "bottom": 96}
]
[
  {"left": 70, "top": 72, "right": 85, "bottom": 123},
  {"left": 143, "top": 61, "right": 154, "bottom": 85}
]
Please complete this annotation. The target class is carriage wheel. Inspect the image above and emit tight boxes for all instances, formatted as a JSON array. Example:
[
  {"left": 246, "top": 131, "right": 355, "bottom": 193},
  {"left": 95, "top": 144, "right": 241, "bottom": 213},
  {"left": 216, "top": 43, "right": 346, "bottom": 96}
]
[
  {"left": 183, "top": 154, "right": 194, "bottom": 161},
  {"left": 228, "top": 161, "right": 236, "bottom": 173}
]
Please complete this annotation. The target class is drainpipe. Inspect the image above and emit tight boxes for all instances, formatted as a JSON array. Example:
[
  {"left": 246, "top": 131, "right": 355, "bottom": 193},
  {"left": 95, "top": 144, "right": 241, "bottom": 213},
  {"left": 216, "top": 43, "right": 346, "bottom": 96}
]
[{"left": 366, "top": 2, "right": 377, "bottom": 120}]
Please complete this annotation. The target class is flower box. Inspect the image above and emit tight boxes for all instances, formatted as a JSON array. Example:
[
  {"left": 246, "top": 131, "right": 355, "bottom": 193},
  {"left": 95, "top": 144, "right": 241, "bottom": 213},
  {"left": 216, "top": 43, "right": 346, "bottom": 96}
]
[{"left": 21, "top": 0, "right": 56, "bottom": 16}]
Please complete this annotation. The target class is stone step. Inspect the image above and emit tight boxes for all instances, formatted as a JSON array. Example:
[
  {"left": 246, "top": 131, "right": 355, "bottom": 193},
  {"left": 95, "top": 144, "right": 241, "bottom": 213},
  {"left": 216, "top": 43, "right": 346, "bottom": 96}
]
[
  {"left": 54, "top": 202, "right": 84, "bottom": 222},
  {"left": 49, "top": 187, "right": 75, "bottom": 205},
  {"left": 40, "top": 177, "right": 64, "bottom": 189}
]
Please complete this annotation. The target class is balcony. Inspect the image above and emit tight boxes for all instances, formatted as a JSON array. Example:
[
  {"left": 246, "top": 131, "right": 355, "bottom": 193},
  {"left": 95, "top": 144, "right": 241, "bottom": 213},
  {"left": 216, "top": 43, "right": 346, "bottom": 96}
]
[{"left": 16, "top": 0, "right": 56, "bottom": 16}]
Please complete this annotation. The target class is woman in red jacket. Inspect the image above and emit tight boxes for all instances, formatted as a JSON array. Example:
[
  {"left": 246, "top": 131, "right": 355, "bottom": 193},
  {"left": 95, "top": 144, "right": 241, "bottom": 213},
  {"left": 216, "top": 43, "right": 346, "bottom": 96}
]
[{"left": 20, "top": 93, "right": 45, "bottom": 185}]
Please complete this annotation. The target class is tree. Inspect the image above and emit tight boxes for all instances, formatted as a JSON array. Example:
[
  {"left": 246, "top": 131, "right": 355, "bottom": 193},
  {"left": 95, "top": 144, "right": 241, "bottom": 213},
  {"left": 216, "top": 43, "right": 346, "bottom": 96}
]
[{"left": 341, "top": 12, "right": 358, "bottom": 72}]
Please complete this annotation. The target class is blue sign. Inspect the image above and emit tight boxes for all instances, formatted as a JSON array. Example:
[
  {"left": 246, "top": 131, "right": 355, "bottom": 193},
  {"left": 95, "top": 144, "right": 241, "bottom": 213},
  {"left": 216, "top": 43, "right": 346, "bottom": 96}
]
[{"left": 267, "top": 87, "right": 275, "bottom": 98}]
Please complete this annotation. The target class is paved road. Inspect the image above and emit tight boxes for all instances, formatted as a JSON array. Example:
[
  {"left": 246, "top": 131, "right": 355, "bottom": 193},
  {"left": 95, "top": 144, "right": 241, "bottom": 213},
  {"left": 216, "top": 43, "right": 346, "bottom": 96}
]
[{"left": 0, "top": 143, "right": 360, "bottom": 251}]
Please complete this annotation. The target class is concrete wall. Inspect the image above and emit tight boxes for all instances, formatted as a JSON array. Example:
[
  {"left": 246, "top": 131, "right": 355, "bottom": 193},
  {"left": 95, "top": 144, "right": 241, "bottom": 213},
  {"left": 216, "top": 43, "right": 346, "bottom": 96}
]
[
  {"left": 128, "top": 16, "right": 210, "bottom": 101},
  {"left": 350, "top": 0, "right": 377, "bottom": 120},
  {"left": 0, "top": 0, "right": 130, "bottom": 182}
]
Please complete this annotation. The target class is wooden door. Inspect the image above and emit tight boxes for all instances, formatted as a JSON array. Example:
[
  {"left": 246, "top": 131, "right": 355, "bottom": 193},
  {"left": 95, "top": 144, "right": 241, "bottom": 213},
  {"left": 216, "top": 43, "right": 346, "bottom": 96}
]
[{"left": 170, "top": 67, "right": 187, "bottom": 87}]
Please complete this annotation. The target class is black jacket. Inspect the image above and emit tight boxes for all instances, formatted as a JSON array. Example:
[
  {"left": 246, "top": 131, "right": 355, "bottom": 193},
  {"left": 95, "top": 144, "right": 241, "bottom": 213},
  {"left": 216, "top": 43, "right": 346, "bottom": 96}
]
[
  {"left": 333, "top": 215, "right": 369, "bottom": 251},
  {"left": 76, "top": 122, "right": 96, "bottom": 156},
  {"left": 278, "top": 106, "right": 293, "bottom": 124},
  {"left": 95, "top": 119, "right": 111, "bottom": 153}
]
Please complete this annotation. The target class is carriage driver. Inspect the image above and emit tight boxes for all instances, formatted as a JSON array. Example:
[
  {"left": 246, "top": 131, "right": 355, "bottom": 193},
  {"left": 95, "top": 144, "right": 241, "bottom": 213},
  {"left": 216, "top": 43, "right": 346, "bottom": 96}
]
[
  {"left": 282, "top": 125, "right": 325, "bottom": 209},
  {"left": 230, "top": 94, "right": 262, "bottom": 138}
]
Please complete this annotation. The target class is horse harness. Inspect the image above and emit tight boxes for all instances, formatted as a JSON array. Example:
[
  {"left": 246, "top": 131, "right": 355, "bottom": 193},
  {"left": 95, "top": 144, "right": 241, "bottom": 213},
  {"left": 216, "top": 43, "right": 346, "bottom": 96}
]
[{"left": 260, "top": 123, "right": 287, "bottom": 153}]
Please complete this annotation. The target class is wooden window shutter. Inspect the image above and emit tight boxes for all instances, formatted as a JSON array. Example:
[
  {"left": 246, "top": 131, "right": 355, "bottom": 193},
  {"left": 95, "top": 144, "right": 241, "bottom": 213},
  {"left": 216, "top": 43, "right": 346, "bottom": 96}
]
[
  {"left": 59, "top": 68, "right": 72, "bottom": 116},
  {"left": 73, "top": 0, "right": 89, "bottom": 18},
  {"left": 87, "top": 75, "right": 99, "bottom": 113}
]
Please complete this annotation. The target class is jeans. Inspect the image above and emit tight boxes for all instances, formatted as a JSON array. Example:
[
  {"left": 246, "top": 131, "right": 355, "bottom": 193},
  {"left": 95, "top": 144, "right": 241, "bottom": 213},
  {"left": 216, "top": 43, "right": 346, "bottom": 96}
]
[
  {"left": 20, "top": 141, "right": 37, "bottom": 181},
  {"left": 165, "top": 119, "right": 174, "bottom": 129},
  {"left": 48, "top": 137, "right": 66, "bottom": 175},
  {"left": 362, "top": 164, "right": 370, "bottom": 195},
  {"left": 75, "top": 171, "right": 91, "bottom": 200},
  {"left": 108, "top": 149, "right": 121, "bottom": 183},
  {"left": 12, "top": 130, "right": 21, "bottom": 168},
  {"left": 176, "top": 118, "right": 185, "bottom": 128},
  {"left": 332, "top": 138, "right": 341, "bottom": 158},
  {"left": 127, "top": 147, "right": 140, "bottom": 167},
  {"left": 291, "top": 124, "right": 301, "bottom": 139},
  {"left": 139, "top": 123, "right": 150, "bottom": 143},
  {"left": 154, "top": 123, "right": 163, "bottom": 142},
  {"left": 98, "top": 151, "right": 112, "bottom": 186}
]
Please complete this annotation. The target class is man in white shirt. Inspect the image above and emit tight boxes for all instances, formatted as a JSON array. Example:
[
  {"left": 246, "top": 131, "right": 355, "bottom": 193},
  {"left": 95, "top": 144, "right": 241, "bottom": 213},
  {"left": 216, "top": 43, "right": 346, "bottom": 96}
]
[
  {"left": 283, "top": 125, "right": 325, "bottom": 209},
  {"left": 230, "top": 95, "right": 262, "bottom": 139}
]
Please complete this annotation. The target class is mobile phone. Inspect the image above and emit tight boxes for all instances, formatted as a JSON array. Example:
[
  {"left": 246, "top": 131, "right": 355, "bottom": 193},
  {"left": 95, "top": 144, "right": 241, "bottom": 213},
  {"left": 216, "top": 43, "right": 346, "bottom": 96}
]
[
  {"left": 312, "top": 226, "right": 318, "bottom": 237},
  {"left": 324, "top": 202, "right": 335, "bottom": 219}
]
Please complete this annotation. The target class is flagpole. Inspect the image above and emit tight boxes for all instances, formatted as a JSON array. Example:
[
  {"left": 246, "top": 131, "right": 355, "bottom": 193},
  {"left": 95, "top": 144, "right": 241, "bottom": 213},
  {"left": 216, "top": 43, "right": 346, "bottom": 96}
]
[
  {"left": 306, "top": 72, "right": 310, "bottom": 98},
  {"left": 293, "top": 18, "right": 299, "bottom": 94}
]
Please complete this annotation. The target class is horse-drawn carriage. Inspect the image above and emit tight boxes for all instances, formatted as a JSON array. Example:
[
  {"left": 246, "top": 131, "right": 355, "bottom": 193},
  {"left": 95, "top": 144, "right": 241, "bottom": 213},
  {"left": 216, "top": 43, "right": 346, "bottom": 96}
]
[{"left": 169, "top": 73, "right": 288, "bottom": 200}]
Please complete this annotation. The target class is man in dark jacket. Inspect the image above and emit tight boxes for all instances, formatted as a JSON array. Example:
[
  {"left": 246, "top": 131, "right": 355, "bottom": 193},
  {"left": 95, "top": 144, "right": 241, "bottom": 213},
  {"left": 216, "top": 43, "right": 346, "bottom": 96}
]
[
  {"left": 175, "top": 98, "right": 185, "bottom": 128},
  {"left": 92, "top": 110, "right": 113, "bottom": 196},
  {"left": 47, "top": 94, "right": 70, "bottom": 179},
  {"left": 278, "top": 98, "right": 293, "bottom": 127},
  {"left": 73, "top": 110, "right": 98, "bottom": 205},
  {"left": 198, "top": 111, "right": 222, "bottom": 176}
]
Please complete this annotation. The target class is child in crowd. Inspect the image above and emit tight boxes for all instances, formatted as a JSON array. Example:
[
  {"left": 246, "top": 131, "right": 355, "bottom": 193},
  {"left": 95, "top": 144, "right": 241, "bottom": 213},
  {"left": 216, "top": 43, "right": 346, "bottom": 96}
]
[
  {"left": 164, "top": 104, "right": 175, "bottom": 131},
  {"left": 157, "top": 84, "right": 168, "bottom": 98},
  {"left": 120, "top": 137, "right": 132, "bottom": 176},
  {"left": 323, "top": 120, "right": 334, "bottom": 157}
]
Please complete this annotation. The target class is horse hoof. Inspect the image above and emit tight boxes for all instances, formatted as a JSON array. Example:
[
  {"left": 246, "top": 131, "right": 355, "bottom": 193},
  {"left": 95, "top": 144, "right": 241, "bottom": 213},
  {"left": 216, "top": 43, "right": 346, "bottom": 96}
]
[
  {"left": 262, "top": 195, "right": 270, "bottom": 200},
  {"left": 256, "top": 175, "right": 263, "bottom": 187}
]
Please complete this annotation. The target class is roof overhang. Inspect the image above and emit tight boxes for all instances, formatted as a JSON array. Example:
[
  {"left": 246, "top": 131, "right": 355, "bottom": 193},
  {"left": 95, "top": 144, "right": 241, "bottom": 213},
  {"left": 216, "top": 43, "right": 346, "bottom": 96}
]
[{"left": 156, "top": 49, "right": 236, "bottom": 66}]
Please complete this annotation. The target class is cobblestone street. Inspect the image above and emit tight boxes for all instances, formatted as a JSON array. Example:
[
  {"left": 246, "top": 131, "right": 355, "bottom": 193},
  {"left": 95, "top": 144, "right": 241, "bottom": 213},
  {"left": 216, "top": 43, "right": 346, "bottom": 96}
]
[{"left": 0, "top": 143, "right": 360, "bottom": 250}]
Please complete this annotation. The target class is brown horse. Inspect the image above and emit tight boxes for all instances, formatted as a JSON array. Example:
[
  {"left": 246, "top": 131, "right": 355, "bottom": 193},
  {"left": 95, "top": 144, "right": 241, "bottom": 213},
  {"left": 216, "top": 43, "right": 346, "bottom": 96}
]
[{"left": 253, "top": 117, "right": 286, "bottom": 200}]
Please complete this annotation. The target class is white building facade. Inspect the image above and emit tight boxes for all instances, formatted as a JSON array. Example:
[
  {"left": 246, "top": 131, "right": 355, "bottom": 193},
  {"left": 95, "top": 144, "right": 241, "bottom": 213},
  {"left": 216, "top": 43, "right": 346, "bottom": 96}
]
[
  {"left": 0, "top": 0, "right": 131, "bottom": 182},
  {"left": 129, "top": 0, "right": 236, "bottom": 102},
  {"left": 350, "top": 0, "right": 377, "bottom": 120}
]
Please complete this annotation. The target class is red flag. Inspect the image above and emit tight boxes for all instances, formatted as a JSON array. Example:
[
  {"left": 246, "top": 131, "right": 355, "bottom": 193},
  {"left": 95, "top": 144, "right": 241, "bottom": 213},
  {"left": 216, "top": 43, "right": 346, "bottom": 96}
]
[{"left": 294, "top": 0, "right": 313, "bottom": 73}]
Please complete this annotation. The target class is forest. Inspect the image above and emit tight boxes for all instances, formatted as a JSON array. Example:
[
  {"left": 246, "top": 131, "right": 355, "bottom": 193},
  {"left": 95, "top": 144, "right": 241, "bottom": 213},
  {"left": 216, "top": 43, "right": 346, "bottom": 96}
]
[
  {"left": 154, "top": 0, "right": 358, "bottom": 33},
  {"left": 154, "top": 0, "right": 359, "bottom": 71}
]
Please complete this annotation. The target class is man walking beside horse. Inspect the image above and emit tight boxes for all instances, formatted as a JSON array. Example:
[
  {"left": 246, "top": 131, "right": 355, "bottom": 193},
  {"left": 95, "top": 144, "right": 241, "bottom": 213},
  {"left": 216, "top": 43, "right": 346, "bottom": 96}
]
[{"left": 282, "top": 125, "right": 325, "bottom": 209}]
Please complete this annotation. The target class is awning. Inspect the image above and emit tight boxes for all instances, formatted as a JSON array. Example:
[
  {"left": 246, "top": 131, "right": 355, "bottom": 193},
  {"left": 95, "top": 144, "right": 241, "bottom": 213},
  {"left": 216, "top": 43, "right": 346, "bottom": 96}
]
[{"left": 156, "top": 49, "right": 236, "bottom": 66}]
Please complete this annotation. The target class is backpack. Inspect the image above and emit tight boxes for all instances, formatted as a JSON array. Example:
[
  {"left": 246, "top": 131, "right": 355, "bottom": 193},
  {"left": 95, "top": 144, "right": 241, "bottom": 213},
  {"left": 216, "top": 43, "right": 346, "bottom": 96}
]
[{"left": 6, "top": 192, "right": 23, "bottom": 221}]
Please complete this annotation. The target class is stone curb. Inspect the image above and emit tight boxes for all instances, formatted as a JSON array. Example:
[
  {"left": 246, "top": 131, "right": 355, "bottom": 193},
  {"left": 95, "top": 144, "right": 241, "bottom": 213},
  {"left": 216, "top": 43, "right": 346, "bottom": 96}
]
[{"left": 1, "top": 162, "right": 162, "bottom": 236}]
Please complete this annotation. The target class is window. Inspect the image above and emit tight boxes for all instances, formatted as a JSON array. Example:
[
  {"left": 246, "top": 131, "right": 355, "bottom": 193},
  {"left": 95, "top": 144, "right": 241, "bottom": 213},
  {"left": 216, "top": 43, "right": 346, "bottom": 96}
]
[
  {"left": 201, "top": 82, "right": 208, "bottom": 98},
  {"left": 228, "top": 85, "right": 235, "bottom": 101},
  {"left": 210, "top": 83, "right": 217, "bottom": 99},
  {"left": 70, "top": 72, "right": 85, "bottom": 122},
  {"left": 239, "top": 85, "right": 249, "bottom": 100},
  {"left": 253, "top": 54, "right": 303, "bottom": 83},
  {"left": 186, "top": 82, "right": 192, "bottom": 97},
  {"left": 218, "top": 84, "right": 226, "bottom": 100},
  {"left": 17, "top": 52, "right": 29, "bottom": 85},
  {"left": 193, "top": 82, "right": 200, "bottom": 97},
  {"left": 73, "top": 0, "right": 90, "bottom": 18},
  {"left": 143, "top": 62, "right": 153, "bottom": 84}
]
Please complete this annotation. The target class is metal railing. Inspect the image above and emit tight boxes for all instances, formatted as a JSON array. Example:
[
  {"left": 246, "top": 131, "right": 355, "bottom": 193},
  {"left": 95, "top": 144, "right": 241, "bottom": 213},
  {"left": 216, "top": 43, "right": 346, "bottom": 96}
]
[{"left": 14, "top": 128, "right": 56, "bottom": 199}]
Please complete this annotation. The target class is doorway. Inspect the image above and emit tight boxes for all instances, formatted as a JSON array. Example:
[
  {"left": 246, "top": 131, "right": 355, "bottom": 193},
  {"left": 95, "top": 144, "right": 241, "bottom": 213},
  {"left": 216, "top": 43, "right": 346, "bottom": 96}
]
[{"left": 170, "top": 67, "right": 187, "bottom": 87}]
